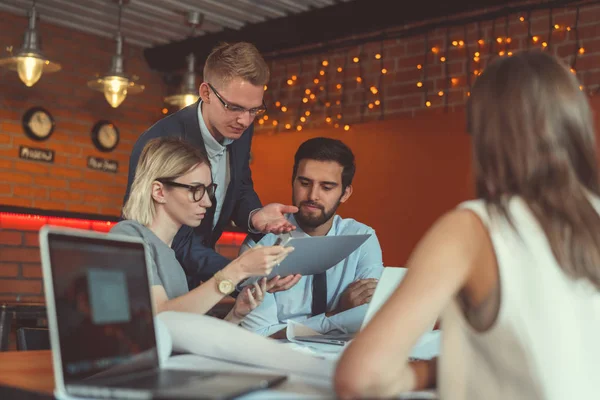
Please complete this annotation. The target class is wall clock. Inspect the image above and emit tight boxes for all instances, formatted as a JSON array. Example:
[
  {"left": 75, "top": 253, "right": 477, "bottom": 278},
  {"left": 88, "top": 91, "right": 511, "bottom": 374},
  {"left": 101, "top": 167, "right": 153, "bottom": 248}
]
[
  {"left": 91, "top": 121, "right": 120, "bottom": 152},
  {"left": 22, "top": 107, "right": 55, "bottom": 141}
]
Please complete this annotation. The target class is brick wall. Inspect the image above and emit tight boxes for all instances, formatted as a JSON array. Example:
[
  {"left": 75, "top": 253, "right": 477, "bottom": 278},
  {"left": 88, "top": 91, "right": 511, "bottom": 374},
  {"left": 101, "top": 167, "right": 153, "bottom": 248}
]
[
  {"left": 4, "top": 2, "right": 600, "bottom": 216},
  {"left": 256, "top": 1, "right": 600, "bottom": 133},
  {"left": 0, "top": 229, "right": 44, "bottom": 303},
  {"left": 0, "top": 10, "right": 166, "bottom": 216},
  {"left": 3, "top": 1, "right": 600, "bottom": 302},
  {"left": 0, "top": 9, "right": 167, "bottom": 303},
  {"left": 0, "top": 9, "right": 247, "bottom": 304},
  {"left": 0, "top": 214, "right": 245, "bottom": 304}
]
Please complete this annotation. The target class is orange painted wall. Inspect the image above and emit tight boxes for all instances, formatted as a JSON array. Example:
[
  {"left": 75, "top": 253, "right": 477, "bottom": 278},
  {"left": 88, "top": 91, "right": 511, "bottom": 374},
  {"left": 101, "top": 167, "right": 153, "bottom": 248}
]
[
  {"left": 251, "top": 110, "right": 474, "bottom": 267},
  {"left": 252, "top": 96, "right": 600, "bottom": 267}
]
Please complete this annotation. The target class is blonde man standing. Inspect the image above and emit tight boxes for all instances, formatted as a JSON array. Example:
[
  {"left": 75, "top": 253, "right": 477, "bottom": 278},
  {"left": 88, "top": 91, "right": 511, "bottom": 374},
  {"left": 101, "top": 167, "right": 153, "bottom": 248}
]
[{"left": 124, "top": 42, "right": 301, "bottom": 295}]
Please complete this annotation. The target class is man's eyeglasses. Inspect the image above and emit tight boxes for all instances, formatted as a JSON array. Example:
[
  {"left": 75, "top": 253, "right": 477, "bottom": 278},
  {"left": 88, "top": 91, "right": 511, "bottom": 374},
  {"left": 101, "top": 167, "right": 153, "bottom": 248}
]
[
  {"left": 157, "top": 179, "right": 217, "bottom": 202},
  {"left": 207, "top": 82, "right": 267, "bottom": 116}
]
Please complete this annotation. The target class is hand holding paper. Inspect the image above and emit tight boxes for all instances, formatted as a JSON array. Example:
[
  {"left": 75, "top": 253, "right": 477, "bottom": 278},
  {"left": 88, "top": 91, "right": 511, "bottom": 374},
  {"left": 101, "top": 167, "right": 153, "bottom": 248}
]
[
  {"left": 241, "top": 234, "right": 371, "bottom": 287},
  {"left": 266, "top": 274, "right": 302, "bottom": 293},
  {"left": 229, "top": 244, "right": 294, "bottom": 282}
]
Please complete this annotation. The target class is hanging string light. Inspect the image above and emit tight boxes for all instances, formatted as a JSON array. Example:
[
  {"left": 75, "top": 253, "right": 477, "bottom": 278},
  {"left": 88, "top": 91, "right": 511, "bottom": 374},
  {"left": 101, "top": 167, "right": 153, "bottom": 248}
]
[
  {"left": 322, "top": 58, "right": 331, "bottom": 125},
  {"left": 472, "top": 21, "right": 483, "bottom": 78},
  {"left": 423, "top": 32, "right": 431, "bottom": 107},
  {"left": 376, "top": 40, "right": 385, "bottom": 118},
  {"left": 294, "top": 58, "right": 306, "bottom": 131},
  {"left": 568, "top": 6, "right": 590, "bottom": 94},
  {"left": 571, "top": 6, "right": 581, "bottom": 76},
  {"left": 257, "top": 59, "right": 275, "bottom": 127},
  {"left": 256, "top": 3, "right": 593, "bottom": 132},
  {"left": 271, "top": 61, "right": 284, "bottom": 131},
  {"left": 546, "top": 8, "right": 554, "bottom": 50},
  {"left": 336, "top": 49, "right": 349, "bottom": 128},
  {"left": 356, "top": 45, "right": 368, "bottom": 123},
  {"left": 504, "top": 14, "right": 512, "bottom": 56},
  {"left": 443, "top": 27, "right": 450, "bottom": 111},
  {"left": 464, "top": 24, "right": 471, "bottom": 97}
]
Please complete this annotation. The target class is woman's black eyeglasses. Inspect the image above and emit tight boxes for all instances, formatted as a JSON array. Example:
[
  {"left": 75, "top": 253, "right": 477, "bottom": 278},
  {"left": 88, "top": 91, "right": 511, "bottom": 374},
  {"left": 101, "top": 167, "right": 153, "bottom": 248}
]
[
  {"left": 157, "top": 179, "right": 217, "bottom": 202},
  {"left": 207, "top": 82, "right": 267, "bottom": 116}
]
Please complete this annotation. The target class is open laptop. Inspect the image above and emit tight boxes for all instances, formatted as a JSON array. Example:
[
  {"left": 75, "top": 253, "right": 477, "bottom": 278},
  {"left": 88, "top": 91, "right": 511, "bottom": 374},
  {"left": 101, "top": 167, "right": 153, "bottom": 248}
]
[
  {"left": 295, "top": 267, "right": 411, "bottom": 346},
  {"left": 39, "top": 225, "right": 287, "bottom": 400}
]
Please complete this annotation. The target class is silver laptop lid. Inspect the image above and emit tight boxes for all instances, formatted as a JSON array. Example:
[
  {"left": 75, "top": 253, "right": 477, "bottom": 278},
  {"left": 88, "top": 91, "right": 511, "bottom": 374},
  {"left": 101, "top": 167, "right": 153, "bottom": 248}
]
[
  {"left": 361, "top": 267, "right": 436, "bottom": 332},
  {"left": 40, "top": 225, "right": 158, "bottom": 391},
  {"left": 361, "top": 267, "right": 408, "bottom": 330}
]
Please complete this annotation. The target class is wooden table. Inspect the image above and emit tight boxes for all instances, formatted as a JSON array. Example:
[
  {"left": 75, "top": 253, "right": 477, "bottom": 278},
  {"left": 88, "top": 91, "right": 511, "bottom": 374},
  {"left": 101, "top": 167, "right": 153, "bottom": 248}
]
[{"left": 0, "top": 350, "right": 54, "bottom": 396}]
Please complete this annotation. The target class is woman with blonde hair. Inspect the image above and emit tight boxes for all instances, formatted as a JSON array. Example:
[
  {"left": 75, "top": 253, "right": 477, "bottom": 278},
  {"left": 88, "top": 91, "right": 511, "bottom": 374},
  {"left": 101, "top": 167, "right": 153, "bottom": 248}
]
[
  {"left": 112, "top": 137, "right": 293, "bottom": 324},
  {"left": 334, "top": 51, "right": 600, "bottom": 399}
]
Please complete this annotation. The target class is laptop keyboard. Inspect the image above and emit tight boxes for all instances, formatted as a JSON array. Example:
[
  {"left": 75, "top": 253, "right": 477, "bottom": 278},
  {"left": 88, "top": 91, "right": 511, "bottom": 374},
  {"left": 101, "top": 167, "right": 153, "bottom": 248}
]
[
  {"left": 67, "top": 385, "right": 151, "bottom": 399},
  {"left": 118, "top": 369, "right": 216, "bottom": 389},
  {"left": 67, "top": 369, "right": 217, "bottom": 399}
]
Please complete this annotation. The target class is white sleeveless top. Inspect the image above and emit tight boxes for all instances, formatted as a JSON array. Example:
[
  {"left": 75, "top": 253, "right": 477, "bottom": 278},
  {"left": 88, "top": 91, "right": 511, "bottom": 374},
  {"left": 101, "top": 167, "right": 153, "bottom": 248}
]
[{"left": 439, "top": 197, "right": 600, "bottom": 400}]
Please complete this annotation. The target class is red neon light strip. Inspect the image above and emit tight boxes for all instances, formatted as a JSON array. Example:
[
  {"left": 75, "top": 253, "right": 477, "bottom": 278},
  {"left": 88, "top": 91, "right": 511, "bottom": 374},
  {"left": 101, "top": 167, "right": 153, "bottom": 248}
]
[
  {"left": 0, "top": 212, "right": 115, "bottom": 232},
  {"left": 0, "top": 212, "right": 246, "bottom": 245}
]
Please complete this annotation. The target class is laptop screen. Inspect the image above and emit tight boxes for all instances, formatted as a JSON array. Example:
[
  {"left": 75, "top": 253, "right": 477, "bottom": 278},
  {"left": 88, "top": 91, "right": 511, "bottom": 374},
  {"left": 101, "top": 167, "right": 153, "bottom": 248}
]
[{"left": 47, "top": 232, "right": 158, "bottom": 384}]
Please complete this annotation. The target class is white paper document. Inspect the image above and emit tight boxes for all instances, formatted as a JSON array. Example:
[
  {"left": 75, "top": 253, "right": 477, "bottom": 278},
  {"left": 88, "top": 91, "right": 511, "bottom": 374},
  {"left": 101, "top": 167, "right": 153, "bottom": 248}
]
[
  {"left": 157, "top": 311, "right": 335, "bottom": 380},
  {"left": 152, "top": 311, "right": 438, "bottom": 399},
  {"left": 241, "top": 234, "right": 371, "bottom": 286}
]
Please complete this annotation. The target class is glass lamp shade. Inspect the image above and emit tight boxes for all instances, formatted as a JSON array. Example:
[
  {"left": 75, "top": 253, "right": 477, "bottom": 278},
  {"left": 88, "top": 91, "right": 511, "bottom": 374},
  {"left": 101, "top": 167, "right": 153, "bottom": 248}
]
[
  {"left": 0, "top": 52, "right": 61, "bottom": 87},
  {"left": 87, "top": 75, "right": 145, "bottom": 108},
  {"left": 164, "top": 92, "right": 199, "bottom": 109},
  {"left": 17, "top": 55, "right": 44, "bottom": 87},
  {"left": 104, "top": 76, "right": 129, "bottom": 108}
]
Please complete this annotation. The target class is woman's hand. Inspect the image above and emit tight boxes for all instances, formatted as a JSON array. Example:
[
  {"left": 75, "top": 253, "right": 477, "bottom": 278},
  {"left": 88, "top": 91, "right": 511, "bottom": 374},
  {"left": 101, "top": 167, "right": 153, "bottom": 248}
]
[
  {"left": 228, "top": 245, "right": 294, "bottom": 281},
  {"left": 230, "top": 278, "right": 274, "bottom": 322}
]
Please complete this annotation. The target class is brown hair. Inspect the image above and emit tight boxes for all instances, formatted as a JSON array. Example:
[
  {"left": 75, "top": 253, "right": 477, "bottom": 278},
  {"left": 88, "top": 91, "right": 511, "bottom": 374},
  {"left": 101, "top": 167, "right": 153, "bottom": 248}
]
[
  {"left": 123, "top": 137, "right": 210, "bottom": 226},
  {"left": 468, "top": 50, "right": 600, "bottom": 289},
  {"left": 203, "top": 42, "right": 269, "bottom": 88}
]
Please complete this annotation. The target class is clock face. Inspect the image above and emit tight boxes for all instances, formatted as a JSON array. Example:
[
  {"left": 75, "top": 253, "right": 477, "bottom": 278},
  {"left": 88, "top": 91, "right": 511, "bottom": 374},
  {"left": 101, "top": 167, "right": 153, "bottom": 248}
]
[
  {"left": 91, "top": 121, "right": 119, "bottom": 152},
  {"left": 98, "top": 124, "right": 118, "bottom": 149},
  {"left": 22, "top": 107, "right": 55, "bottom": 141}
]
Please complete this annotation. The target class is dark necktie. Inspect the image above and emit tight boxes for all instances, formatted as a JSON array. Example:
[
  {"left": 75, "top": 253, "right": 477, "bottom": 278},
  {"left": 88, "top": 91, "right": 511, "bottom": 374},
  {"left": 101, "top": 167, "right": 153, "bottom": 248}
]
[{"left": 311, "top": 273, "right": 328, "bottom": 316}]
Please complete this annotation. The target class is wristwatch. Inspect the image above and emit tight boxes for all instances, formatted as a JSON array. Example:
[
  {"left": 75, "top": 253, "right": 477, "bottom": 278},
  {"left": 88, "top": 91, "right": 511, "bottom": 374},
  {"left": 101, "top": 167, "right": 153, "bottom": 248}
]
[{"left": 214, "top": 270, "right": 235, "bottom": 295}]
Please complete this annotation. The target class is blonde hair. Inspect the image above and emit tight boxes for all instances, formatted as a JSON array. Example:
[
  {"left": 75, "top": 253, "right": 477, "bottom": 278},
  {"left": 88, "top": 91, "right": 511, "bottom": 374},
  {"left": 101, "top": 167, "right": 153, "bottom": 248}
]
[
  {"left": 123, "top": 137, "right": 210, "bottom": 226},
  {"left": 203, "top": 42, "right": 269, "bottom": 88}
]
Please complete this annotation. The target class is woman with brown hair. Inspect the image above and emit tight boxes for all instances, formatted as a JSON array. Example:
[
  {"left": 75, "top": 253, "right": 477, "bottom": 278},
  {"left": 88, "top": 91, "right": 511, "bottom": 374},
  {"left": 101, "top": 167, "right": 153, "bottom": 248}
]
[{"left": 334, "top": 51, "right": 600, "bottom": 399}]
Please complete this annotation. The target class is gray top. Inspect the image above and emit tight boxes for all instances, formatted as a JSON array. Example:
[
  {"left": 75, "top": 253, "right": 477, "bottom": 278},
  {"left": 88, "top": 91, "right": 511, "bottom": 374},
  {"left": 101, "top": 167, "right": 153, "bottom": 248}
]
[{"left": 110, "top": 220, "right": 189, "bottom": 299}]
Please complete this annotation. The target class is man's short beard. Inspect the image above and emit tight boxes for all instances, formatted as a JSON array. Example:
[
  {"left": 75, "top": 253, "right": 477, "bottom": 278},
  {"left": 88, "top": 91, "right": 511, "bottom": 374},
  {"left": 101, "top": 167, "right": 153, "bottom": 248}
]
[{"left": 293, "top": 193, "right": 344, "bottom": 229}]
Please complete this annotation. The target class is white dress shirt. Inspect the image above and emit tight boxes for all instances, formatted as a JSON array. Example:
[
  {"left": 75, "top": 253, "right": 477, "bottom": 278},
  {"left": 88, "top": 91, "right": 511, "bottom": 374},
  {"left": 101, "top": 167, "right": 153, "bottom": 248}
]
[
  {"left": 198, "top": 102, "right": 233, "bottom": 228},
  {"left": 241, "top": 214, "right": 384, "bottom": 336}
]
